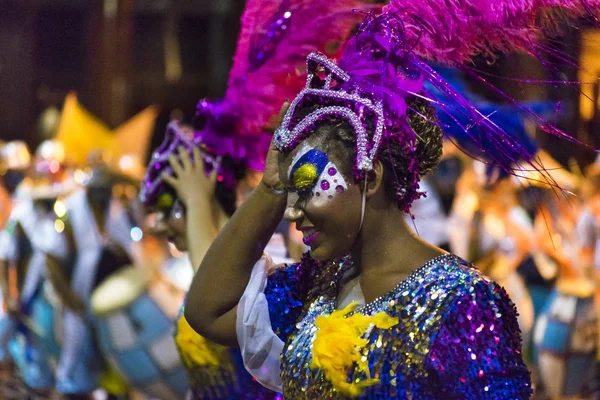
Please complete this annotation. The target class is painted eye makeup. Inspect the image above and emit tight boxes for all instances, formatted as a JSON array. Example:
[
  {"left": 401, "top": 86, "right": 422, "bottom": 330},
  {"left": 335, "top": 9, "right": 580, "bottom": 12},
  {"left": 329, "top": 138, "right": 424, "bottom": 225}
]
[
  {"left": 287, "top": 145, "right": 349, "bottom": 204},
  {"left": 289, "top": 149, "right": 329, "bottom": 193}
]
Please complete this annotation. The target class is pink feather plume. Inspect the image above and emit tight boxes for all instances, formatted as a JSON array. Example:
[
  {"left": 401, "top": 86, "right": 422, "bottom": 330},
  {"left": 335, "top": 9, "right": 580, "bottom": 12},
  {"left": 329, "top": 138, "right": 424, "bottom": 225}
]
[
  {"left": 384, "top": 0, "right": 600, "bottom": 65},
  {"left": 223, "top": 0, "right": 382, "bottom": 138}
]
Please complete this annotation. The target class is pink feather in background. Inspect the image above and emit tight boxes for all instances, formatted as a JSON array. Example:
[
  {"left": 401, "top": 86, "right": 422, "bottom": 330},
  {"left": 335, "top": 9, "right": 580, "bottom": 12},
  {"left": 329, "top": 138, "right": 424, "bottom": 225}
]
[
  {"left": 222, "top": 0, "right": 383, "bottom": 140},
  {"left": 384, "top": 0, "right": 600, "bottom": 65}
]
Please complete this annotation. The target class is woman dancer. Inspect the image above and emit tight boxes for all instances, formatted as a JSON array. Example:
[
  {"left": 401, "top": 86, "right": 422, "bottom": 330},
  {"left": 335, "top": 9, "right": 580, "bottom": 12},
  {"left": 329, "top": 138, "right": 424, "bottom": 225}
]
[
  {"left": 140, "top": 0, "right": 378, "bottom": 398},
  {"left": 184, "top": 3, "right": 600, "bottom": 397},
  {"left": 144, "top": 124, "right": 291, "bottom": 399}
]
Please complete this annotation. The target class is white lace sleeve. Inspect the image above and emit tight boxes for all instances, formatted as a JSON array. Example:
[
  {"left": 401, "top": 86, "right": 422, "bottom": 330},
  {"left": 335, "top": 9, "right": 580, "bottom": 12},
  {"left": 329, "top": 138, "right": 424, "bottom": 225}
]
[{"left": 236, "top": 255, "right": 286, "bottom": 393}]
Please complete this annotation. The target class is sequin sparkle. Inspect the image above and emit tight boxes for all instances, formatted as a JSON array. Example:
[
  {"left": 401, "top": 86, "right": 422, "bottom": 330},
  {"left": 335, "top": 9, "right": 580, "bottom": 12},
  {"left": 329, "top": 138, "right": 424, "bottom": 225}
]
[{"left": 264, "top": 254, "right": 532, "bottom": 399}]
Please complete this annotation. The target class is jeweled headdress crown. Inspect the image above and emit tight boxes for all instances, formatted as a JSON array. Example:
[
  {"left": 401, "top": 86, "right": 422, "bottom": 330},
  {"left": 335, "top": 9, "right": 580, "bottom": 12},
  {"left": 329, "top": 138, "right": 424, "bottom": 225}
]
[{"left": 274, "top": 52, "right": 386, "bottom": 173}]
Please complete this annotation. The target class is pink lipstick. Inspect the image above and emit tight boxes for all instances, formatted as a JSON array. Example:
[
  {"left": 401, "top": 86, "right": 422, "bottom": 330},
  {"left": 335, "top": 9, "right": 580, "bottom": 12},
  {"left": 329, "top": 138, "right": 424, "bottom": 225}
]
[{"left": 302, "top": 231, "right": 319, "bottom": 246}]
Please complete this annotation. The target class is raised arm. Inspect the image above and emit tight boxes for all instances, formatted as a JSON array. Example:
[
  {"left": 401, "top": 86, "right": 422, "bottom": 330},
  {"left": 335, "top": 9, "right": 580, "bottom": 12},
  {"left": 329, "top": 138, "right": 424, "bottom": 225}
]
[
  {"left": 161, "top": 103, "right": 289, "bottom": 346},
  {"left": 162, "top": 145, "right": 222, "bottom": 270},
  {"left": 190, "top": 179, "right": 286, "bottom": 346}
]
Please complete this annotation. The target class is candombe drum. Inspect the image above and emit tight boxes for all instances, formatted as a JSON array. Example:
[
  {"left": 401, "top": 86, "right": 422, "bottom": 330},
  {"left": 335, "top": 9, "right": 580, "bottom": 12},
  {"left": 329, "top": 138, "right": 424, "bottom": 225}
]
[
  {"left": 533, "top": 281, "right": 598, "bottom": 397},
  {"left": 91, "top": 265, "right": 189, "bottom": 400}
]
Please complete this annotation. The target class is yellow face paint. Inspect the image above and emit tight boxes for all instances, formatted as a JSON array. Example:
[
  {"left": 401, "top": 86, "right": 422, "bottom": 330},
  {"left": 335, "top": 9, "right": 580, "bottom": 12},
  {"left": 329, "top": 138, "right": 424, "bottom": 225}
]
[
  {"left": 157, "top": 192, "right": 174, "bottom": 209},
  {"left": 293, "top": 163, "right": 319, "bottom": 191}
]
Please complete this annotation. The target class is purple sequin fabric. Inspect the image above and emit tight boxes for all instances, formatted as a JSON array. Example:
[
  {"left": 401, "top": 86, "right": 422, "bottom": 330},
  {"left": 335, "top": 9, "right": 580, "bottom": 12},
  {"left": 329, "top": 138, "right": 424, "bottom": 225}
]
[{"left": 266, "top": 254, "right": 532, "bottom": 399}]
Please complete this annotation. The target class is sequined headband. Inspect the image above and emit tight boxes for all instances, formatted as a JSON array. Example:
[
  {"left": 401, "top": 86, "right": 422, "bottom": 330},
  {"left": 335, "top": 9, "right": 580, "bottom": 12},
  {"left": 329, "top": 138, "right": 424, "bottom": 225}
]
[{"left": 274, "top": 52, "right": 385, "bottom": 173}]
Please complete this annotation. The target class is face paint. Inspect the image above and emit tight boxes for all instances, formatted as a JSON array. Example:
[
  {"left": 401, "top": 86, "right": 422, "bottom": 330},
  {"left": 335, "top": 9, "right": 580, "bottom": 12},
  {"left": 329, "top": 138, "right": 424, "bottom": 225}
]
[
  {"left": 288, "top": 145, "right": 348, "bottom": 205},
  {"left": 289, "top": 146, "right": 329, "bottom": 192}
]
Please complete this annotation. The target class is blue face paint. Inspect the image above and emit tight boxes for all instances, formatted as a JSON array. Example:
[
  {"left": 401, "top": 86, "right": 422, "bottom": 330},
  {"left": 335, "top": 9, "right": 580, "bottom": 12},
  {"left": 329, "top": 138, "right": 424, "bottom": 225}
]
[{"left": 289, "top": 149, "right": 329, "bottom": 192}]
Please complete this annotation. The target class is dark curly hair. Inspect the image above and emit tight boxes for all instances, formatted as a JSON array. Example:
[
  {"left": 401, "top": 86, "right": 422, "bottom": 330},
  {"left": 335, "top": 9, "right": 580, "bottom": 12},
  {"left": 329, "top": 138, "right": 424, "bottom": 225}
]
[{"left": 290, "top": 95, "right": 443, "bottom": 210}]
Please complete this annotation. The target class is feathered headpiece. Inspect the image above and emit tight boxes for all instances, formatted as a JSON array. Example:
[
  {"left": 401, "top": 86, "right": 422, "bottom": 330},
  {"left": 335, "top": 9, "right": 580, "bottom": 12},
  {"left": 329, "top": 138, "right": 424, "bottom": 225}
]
[
  {"left": 141, "top": 0, "right": 380, "bottom": 207},
  {"left": 430, "top": 66, "right": 558, "bottom": 182},
  {"left": 275, "top": 2, "right": 600, "bottom": 211}
]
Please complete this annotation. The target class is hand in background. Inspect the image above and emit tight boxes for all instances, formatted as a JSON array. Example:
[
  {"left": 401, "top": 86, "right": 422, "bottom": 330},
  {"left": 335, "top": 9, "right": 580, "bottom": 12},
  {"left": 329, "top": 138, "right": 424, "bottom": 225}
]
[{"left": 163, "top": 146, "right": 217, "bottom": 208}]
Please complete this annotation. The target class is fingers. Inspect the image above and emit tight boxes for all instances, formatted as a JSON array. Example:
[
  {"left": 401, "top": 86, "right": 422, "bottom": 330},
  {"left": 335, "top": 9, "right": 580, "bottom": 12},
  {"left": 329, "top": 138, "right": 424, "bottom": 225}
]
[
  {"left": 279, "top": 100, "right": 290, "bottom": 118},
  {"left": 192, "top": 146, "right": 203, "bottom": 172},
  {"left": 178, "top": 146, "right": 192, "bottom": 171},
  {"left": 271, "top": 100, "right": 291, "bottom": 130},
  {"left": 193, "top": 146, "right": 217, "bottom": 185},
  {"left": 169, "top": 153, "right": 183, "bottom": 176},
  {"left": 161, "top": 172, "right": 178, "bottom": 188},
  {"left": 208, "top": 162, "right": 218, "bottom": 185}
]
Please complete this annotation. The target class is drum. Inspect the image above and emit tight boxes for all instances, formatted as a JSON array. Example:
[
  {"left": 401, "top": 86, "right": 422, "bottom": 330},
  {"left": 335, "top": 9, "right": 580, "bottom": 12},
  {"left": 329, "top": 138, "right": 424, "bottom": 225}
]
[
  {"left": 91, "top": 266, "right": 189, "bottom": 400},
  {"left": 9, "top": 288, "right": 63, "bottom": 390},
  {"left": 533, "top": 288, "right": 598, "bottom": 398}
]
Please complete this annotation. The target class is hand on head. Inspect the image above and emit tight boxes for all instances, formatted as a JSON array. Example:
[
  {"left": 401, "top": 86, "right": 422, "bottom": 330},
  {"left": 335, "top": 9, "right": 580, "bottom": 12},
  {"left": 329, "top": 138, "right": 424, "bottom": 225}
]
[
  {"left": 261, "top": 101, "right": 290, "bottom": 191},
  {"left": 162, "top": 146, "right": 217, "bottom": 207}
]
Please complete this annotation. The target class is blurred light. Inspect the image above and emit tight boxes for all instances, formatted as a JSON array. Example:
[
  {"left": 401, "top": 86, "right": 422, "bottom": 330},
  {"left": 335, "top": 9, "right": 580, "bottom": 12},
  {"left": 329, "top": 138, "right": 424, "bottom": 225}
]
[
  {"left": 73, "top": 169, "right": 88, "bottom": 185},
  {"left": 54, "top": 219, "right": 65, "bottom": 233},
  {"left": 284, "top": 11, "right": 291, "bottom": 18},
  {"left": 54, "top": 201, "right": 67, "bottom": 218},
  {"left": 104, "top": 0, "right": 118, "bottom": 18},
  {"left": 37, "top": 107, "right": 60, "bottom": 140},
  {"left": 49, "top": 160, "right": 60, "bottom": 174},
  {"left": 119, "top": 155, "right": 135, "bottom": 171},
  {"left": 130, "top": 227, "right": 143, "bottom": 242},
  {"left": 36, "top": 140, "right": 66, "bottom": 163},
  {"left": 1, "top": 141, "right": 31, "bottom": 170}
]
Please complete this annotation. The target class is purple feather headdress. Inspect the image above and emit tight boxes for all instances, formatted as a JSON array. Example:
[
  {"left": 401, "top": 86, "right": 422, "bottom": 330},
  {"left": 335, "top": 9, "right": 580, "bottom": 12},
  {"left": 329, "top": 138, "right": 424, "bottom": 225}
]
[
  {"left": 141, "top": 0, "right": 381, "bottom": 207},
  {"left": 275, "top": 2, "right": 600, "bottom": 212}
]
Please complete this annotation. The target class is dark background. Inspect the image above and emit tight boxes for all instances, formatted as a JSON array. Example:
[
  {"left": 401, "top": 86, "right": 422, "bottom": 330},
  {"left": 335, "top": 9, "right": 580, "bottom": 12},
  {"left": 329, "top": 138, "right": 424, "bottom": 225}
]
[
  {"left": 0, "top": 0, "right": 244, "bottom": 150},
  {"left": 0, "top": 0, "right": 598, "bottom": 166}
]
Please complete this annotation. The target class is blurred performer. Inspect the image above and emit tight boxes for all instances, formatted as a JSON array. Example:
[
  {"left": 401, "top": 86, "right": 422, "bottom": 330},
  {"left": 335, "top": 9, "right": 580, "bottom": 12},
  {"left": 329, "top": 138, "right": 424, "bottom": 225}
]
[
  {"left": 516, "top": 151, "right": 580, "bottom": 318},
  {"left": 456, "top": 165, "right": 535, "bottom": 361},
  {"left": 0, "top": 141, "right": 31, "bottom": 366},
  {"left": 142, "top": 123, "right": 291, "bottom": 399},
  {"left": 140, "top": 0, "right": 378, "bottom": 397},
  {"left": 533, "top": 187, "right": 597, "bottom": 399},
  {"left": 46, "top": 154, "right": 139, "bottom": 399},
  {"left": 0, "top": 142, "right": 10, "bottom": 230},
  {"left": 579, "top": 164, "right": 600, "bottom": 287},
  {"left": 407, "top": 141, "right": 466, "bottom": 251},
  {"left": 577, "top": 164, "right": 600, "bottom": 399},
  {"left": 0, "top": 140, "right": 73, "bottom": 394},
  {"left": 0, "top": 141, "right": 31, "bottom": 200}
]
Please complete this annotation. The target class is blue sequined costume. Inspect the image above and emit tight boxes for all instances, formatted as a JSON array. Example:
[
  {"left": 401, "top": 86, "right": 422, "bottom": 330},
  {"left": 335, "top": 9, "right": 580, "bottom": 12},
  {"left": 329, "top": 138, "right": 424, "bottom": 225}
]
[{"left": 264, "top": 254, "right": 532, "bottom": 399}]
